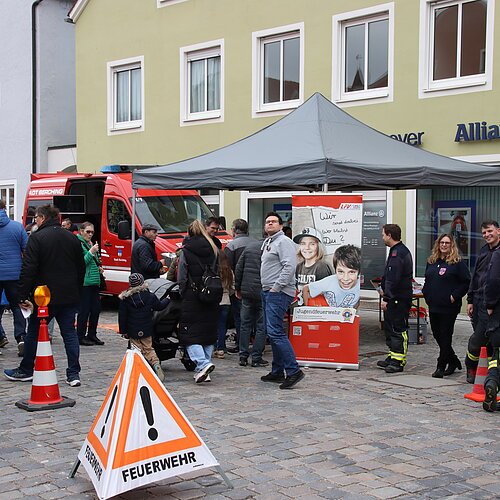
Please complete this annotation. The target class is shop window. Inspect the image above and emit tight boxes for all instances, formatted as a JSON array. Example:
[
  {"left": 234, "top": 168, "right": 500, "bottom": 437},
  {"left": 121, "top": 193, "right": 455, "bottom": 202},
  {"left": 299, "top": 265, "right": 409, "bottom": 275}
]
[
  {"left": 180, "top": 41, "right": 224, "bottom": 124},
  {"left": 415, "top": 186, "right": 500, "bottom": 276},
  {"left": 107, "top": 56, "right": 144, "bottom": 134},
  {"left": 419, "top": 0, "right": 493, "bottom": 97},
  {"left": 332, "top": 4, "right": 394, "bottom": 105},
  {"left": 252, "top": 23, "right": 304, "bottom": 116}
]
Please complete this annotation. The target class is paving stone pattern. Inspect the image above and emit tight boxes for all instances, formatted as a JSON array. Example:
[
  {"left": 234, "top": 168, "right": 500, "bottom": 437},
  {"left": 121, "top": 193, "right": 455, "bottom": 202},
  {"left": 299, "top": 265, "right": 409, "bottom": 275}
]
[{"left": 0, "top": 303, "right": 499, "bottom": 499}]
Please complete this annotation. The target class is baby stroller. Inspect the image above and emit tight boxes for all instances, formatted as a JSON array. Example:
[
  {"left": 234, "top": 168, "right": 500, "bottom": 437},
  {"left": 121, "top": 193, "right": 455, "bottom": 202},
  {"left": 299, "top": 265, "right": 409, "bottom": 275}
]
[{"left": 146, "top": 278, "right": 196, "bottom": 372}]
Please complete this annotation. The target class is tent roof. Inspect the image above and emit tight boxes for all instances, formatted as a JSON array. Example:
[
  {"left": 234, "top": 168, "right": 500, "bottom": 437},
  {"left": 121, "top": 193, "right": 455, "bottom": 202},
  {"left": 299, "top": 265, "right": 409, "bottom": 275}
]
[{"left": 133, "top": 93, "right": 500, "bottom": 191}]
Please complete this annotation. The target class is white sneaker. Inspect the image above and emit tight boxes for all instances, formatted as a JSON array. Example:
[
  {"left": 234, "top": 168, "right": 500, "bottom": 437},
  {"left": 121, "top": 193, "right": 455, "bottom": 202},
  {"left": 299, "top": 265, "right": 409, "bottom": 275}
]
[
  {"left": 153, "top": 362, "right": 165, "bottom": 382},
  {"left": 194, "top": 363, "right": 215, "bottom": 383},
  {"left": 66, "top": 379, "right": 81, "bottom": 387}
]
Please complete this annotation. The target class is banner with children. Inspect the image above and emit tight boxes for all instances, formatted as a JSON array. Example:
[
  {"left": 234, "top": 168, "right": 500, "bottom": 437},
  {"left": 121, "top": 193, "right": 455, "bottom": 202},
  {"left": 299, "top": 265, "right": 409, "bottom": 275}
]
[{"left": 290, "top": 194, "right": 363, "bottom": 370}]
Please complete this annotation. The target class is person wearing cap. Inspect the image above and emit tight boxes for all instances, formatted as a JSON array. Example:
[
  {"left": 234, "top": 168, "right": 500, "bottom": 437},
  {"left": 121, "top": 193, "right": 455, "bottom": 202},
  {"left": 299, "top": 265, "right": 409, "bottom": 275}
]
[
  {"left": 293, "top": 227, "right": 332, "bottom": 306},
  {"left": 118, "top": 273, "right": 170, "bottom": 382},
  {"left": 131, "top": 224, "right": 167, "bottom": 280}
]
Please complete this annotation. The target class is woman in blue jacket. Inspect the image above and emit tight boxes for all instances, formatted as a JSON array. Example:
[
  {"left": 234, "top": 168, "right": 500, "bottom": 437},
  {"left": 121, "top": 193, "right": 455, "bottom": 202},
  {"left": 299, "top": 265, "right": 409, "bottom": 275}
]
[{"left": 423, "top": 234, "right": 470, "bottom": 378}]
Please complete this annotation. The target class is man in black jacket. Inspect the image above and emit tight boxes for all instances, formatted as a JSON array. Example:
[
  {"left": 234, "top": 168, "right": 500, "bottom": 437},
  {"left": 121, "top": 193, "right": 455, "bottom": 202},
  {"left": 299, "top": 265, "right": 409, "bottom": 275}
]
[
  {"left": 4, "top": 205, "right": 85, "bottom": 386},
  {"left": 377, "top": 224, "right": 413, "bottom": 374},
  {"left": 483, "top": 239, "right": 500, "bottom": 411},
  {"left": 234, "top": 239, "right": 268, "bottom": 367},
  {"left": 465, "top": 220, "right": 500, "bottom": 386},
  {"left": 131, "top": 224, "right": 166, "bottom": 280}
]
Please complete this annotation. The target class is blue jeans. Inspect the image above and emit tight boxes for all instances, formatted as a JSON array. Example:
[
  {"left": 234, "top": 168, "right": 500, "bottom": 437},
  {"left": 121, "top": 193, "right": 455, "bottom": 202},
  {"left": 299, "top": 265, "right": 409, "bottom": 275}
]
[
  {"left": 239, "top": 297, "right": 266, "bottom": 361},
  {"left": 261, "top": 290, "right": 299, "bottom": 376},
  {"left": 20, "top": 304, "right": 80, "bottom": 380},
  {"left": 0, "top": 280, "right": 27, "bottom": 342},
  {"left": 186, "top": 344, "right": 214, "bottom": 372},
  {"left": 77, "top": 286, "right": 101, "bottom": 340},
  {"left": 216, "top": 305, "right": 231, "bottom": 350}
]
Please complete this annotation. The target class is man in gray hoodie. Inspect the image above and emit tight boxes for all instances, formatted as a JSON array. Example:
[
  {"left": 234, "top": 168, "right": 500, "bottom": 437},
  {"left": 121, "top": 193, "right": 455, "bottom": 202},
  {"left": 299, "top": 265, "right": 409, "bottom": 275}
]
[{"left": 260, "top": 212, "right": 304, "bottom": 389}]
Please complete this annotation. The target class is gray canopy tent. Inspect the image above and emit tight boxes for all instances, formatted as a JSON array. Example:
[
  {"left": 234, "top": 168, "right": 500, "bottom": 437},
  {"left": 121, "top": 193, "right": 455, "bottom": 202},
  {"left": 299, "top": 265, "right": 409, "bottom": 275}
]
[{"left": 133, "top": 92, "right": 500, "bottom": 191}]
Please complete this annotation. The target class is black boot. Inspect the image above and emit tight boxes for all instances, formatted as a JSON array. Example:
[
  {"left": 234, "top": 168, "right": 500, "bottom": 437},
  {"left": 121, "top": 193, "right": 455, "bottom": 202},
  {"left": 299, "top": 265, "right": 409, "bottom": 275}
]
[
  {"left": 432, "top": 366, "right": 445, "bottom": 378},
  {"left": 443, "top": 356, "right": 462, "bottom": 376},
  {"left": 483, "top": 380, "right": 498, "bottom": 412}
]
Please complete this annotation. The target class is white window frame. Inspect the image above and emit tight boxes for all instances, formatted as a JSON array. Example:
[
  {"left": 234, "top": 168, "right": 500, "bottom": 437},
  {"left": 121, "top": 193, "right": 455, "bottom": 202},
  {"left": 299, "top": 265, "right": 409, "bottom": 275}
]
[
  {"left": 107, "top": 56, "right": 144, "bottom": 135},
  {"left": 0, "top": 181, "right": 17, "bottom": 221},
  {"left": 252, "top": 23, "right": 304, "bottom": 118},
  {"left": 332, "top": 3, "right": 394, "bottom": 107},
  {"left": 157, "top": 0, "right": 188, "bottom": 7},
  {"left": 180, "top": 40, "right": 224, "bottom": 126},
  {"left": 418, "top": 0, "right": 495, "bottom": 98}
]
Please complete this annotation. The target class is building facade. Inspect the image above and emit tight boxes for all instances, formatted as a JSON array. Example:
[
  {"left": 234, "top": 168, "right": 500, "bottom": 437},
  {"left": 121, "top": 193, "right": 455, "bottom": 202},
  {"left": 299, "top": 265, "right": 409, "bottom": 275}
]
[
  {"left": 0, "top": 0, "right": 76, "bottom": 221},
  {"left": 70, "top": 0, "right": 500, "bottom": 283}
]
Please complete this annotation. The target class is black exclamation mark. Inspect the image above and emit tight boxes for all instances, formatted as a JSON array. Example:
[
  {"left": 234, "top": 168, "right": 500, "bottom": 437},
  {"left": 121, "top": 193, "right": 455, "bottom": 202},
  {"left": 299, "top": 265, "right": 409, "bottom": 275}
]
[
  {"left": 140, "top": 386, "right": 158, "bottom": 441},
  {"left": 100, "top": 385, "right": 118, "bottom": 438}
]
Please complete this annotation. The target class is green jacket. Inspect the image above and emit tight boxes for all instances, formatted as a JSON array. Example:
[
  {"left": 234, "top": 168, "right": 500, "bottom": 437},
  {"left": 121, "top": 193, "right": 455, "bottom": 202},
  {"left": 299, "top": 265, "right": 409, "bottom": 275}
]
[{"left": 77, "top": 234, "right": 101, "bottom": 287}]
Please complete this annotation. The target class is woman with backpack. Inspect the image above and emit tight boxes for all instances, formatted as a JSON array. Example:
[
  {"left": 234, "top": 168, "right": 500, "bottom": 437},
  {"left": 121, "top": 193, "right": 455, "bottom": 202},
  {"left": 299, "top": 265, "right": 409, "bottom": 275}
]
[{"left": 178, "top": 220, "right": 221, "bottom": 383}]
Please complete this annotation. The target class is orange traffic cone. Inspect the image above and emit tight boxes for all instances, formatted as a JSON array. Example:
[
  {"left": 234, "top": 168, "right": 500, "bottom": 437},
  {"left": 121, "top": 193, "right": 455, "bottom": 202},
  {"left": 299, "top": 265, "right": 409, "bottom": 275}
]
[
  {"left": 464, "top": 346, "right": 500, "bottom": 403},
  {"left": 16, "top": 306, "right": 76, "bottom": 412}
]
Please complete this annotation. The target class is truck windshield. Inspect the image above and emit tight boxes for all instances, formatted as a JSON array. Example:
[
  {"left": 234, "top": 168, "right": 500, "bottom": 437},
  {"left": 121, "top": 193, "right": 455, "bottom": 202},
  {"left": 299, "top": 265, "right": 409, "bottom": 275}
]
[{"left": 134, "top": 195, "right": 214, "bottom": 234}]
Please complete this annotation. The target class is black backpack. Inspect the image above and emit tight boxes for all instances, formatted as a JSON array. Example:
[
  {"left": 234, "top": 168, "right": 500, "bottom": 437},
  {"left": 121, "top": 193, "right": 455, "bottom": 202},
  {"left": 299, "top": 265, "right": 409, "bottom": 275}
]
[{"left": 185, "top": 250, "right": 223, "bottom": 304}]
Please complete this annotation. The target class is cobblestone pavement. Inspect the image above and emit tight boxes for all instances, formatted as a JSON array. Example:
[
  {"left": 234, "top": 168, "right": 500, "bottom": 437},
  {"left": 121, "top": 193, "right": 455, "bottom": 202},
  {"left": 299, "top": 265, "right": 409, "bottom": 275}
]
[{"left": 0, "top": 300, "right": 499, "bottom": 499}]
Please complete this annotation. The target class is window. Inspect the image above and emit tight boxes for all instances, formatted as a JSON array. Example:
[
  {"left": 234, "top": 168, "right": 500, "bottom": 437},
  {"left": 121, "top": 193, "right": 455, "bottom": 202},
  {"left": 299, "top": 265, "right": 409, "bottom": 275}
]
[
  {"left": 180, "top": 41, "right": 224, "bottom": 124},
  {"left": 0, "top": 185, "right": 16, "bottom": 220},
  {"left": 107, "top": 56, "right": 144, "bottom": 133},
  {"left": 332, "top": 4, "right": 394, "bottom": 105},
  {"left": 157, "top": 0, "right": 188, "bottom": 7},
  {"left": 252, "top": 23, "right": 304, "bottom": 116},
  {"left": 106, "top": 199, "right": 131, "bottom": 234},
  {"left": 419, "top": 0, "right": 494, "bottom": 97}
]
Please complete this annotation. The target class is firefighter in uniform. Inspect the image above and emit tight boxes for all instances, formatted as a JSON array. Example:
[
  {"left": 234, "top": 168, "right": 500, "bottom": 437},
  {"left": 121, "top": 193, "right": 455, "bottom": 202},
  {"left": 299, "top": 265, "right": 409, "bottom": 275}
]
[
  {"left": 377, "top": 224, "right": 413, "bottom": 373},
  {"left": 483, "top": 242, "right": 500, "bottom": 411},
  {"left": 465, "top": 220, "right": 500, "bottom": 385}
]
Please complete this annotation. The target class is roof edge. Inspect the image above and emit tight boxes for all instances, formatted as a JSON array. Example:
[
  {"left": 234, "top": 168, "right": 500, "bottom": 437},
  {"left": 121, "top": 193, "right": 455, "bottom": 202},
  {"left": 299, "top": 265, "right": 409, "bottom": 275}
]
[{"left": 68, "top": 0, "right": 90, "bottom": 22}]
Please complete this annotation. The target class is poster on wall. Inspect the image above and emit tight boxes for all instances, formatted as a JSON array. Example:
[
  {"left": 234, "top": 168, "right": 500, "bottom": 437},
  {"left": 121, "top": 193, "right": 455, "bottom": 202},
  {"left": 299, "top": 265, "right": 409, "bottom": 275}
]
[
  {"left": 291, "top": 194, "right": 363, "bottom": 370},
  {"left": 434, "top": 201, "right": 476, "bottom": 266}
]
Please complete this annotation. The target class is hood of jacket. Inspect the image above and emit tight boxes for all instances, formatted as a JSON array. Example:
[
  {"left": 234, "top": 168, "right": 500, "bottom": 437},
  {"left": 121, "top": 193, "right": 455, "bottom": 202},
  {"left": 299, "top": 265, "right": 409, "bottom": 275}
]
[
  {"left": 183, "top": 235, "right": 216, "bottom": 261},
  {"left": 119, "top": 283, "right": 149, "bottom": 300},
  {"left": 0, "top": 209, "right": 10, "bottom": 228},
  {"left": 261, "top": 229, "right": 284, "bottom": 250}
]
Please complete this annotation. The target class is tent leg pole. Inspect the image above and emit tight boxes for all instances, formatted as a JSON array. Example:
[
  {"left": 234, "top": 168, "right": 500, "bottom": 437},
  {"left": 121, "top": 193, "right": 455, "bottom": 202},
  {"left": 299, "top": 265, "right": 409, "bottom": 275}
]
[
  {"left": 215, "top": 465, "right": 234, "bottom": 489},
  {"left": 322, "top": 183, "right": 328, "bottom": 192},
  {"left": 68, "top": 458, "right": 80, "bottom": 478}
]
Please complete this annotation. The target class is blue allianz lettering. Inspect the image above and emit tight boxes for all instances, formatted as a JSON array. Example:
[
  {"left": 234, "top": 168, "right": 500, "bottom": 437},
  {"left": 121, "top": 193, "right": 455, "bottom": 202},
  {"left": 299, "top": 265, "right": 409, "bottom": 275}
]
[{"left": 455, "top": 122, "right": 500, "bottom": 142}]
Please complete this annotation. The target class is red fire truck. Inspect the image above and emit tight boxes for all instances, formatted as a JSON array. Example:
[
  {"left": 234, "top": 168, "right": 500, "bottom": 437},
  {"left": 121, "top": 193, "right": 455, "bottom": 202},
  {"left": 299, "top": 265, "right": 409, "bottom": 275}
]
[{"left": 23, "top": 166, "right": 230, "bottom": 295}]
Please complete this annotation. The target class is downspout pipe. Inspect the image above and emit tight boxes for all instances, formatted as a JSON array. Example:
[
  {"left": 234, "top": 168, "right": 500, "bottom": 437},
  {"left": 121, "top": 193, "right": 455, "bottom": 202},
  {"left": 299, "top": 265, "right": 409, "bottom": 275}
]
[{"left": 32, "top": 0, "right": 45, "bottom": 175}]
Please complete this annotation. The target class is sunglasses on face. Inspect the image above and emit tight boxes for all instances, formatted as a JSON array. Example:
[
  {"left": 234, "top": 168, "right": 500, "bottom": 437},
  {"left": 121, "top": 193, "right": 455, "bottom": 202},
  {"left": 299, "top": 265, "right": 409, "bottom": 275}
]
[{"left": 84, "top": 230, "right": 94, "bottom": 234}]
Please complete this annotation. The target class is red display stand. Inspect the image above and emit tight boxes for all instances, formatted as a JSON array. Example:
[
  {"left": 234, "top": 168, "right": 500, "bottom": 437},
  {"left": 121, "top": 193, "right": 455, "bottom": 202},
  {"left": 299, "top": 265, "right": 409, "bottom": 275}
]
[{"left": 289, "top": 296, "right": 359, "bottom": 370}]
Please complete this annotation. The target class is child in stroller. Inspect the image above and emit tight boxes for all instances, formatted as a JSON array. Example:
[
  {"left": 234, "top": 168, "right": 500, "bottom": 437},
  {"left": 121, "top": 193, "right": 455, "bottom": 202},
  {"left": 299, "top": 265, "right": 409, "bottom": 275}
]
[{"left": 146, "top": 278, "right": 196, "bottom": 372}]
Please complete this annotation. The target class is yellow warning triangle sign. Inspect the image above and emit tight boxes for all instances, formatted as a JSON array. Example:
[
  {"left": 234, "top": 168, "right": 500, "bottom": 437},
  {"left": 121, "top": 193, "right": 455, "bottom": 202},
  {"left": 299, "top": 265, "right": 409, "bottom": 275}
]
[{"left": 78, "top": 350, "right": 219, "bottom": 500}]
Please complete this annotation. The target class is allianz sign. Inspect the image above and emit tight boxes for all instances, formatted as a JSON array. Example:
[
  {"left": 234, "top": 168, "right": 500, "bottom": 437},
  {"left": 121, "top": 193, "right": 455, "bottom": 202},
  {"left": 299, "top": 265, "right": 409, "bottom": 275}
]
[{"left": 455, "top": 122, "right": 500, "bottom": 142}]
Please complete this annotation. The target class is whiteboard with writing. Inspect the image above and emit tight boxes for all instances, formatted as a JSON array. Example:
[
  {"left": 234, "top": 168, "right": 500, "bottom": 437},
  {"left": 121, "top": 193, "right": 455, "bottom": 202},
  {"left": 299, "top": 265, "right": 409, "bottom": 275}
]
[{"left": 311, "top": 203, "right": 362, "bottom": 255}]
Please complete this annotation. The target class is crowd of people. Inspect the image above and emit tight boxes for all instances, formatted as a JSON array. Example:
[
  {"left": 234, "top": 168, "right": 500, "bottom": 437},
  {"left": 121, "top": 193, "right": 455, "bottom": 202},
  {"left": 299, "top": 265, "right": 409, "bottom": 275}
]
[{"left": 1, "top": 197, "right": 499, "bottom": 408}]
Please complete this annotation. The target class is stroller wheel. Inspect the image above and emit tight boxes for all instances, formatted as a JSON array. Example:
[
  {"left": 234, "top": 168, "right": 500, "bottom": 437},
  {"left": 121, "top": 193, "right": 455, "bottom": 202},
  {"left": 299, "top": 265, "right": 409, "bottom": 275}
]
[{"left": 181, "top": 357, "right": 196, "bottom": 372}]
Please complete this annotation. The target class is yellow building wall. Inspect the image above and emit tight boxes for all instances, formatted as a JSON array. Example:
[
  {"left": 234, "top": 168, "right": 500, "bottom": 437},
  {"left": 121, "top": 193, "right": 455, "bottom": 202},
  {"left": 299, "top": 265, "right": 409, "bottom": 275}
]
[{"left": 74, "top": 0, "right": 500, "bottom": 173}]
